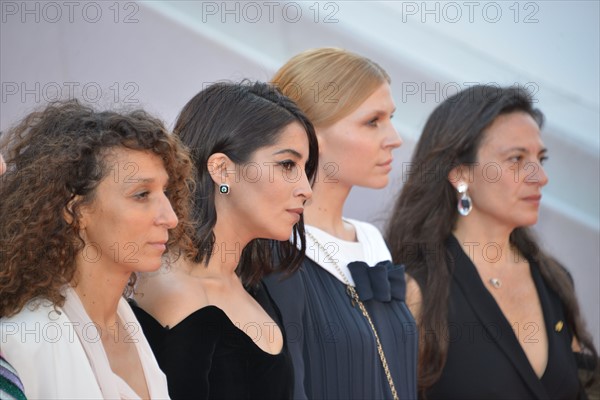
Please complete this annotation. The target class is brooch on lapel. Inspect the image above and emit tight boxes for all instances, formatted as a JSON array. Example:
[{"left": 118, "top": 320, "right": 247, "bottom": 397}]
[{"left": 554, "top": 320, "right": 564, "bottom": 332}]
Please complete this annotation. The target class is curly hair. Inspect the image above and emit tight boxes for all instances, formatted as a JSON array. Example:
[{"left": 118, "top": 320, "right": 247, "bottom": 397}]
[
  {"left": 174, "top": 81, "right": 319, "bottom": 288},
  {"left": 0, "top": 100, "right": 196, "bottom": 317}
]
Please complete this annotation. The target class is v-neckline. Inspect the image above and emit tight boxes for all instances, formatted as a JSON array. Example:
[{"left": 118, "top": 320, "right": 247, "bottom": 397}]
[{"left": 447, "top": 235, "right": 552, "bottom": 397}]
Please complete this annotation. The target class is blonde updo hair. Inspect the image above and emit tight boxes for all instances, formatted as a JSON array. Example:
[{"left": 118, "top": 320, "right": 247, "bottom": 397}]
[{"left": 272, "top": 48, "right": 391, "bottom": 128}]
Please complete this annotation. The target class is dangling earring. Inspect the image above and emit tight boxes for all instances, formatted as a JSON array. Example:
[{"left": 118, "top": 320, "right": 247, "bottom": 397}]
[
  {"left": 457, "top": 182, "right": 472, "bottom": 216},
  {"left": 218, "top": 183, "right": 230, "bottom": 195}
]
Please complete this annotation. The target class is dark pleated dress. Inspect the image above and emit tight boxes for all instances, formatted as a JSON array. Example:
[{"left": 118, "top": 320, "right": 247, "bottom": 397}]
[{"left": 264, "top": 258, "right": 418, "bottom": 400}]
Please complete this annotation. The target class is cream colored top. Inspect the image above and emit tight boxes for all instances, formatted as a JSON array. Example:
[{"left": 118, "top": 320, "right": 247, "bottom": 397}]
[
  {"left": 0, "top": 287, "right": 170, "bottom": 399},
  {"left": 305, "top": 217, "right": 392, "bottom": 286}
]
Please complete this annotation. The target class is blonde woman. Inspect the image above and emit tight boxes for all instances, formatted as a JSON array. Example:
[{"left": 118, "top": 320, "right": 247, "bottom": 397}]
[{"left": 264, "top": 48, "right": 418, "bottom": 400}]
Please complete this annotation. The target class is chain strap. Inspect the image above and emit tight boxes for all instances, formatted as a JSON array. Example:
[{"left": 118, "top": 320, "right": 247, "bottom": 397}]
[{"left": 306, "top": 231, "right": 399, "bottom": 400}]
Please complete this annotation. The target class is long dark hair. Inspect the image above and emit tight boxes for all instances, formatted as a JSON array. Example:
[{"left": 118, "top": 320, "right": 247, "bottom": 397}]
[
  {"left": 0, "top": 99, "right": 195, "bottom": 317},
  {"left": 385, "top": 85, "right": 597, "bottom": 393},
  {"left": 174, "top": 81, "right": 319, "bottom": 287}
]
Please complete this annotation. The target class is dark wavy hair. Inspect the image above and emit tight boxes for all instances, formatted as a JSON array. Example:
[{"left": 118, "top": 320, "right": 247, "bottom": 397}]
[
  {"left": 174, "top": 81, "right": 319, "bottom": 287},
  {"left": 0, "top": 99, "right": 196, "bottom": 317},
  {"left": 385, "top": 85, "right": 597, "bottom": 393}
]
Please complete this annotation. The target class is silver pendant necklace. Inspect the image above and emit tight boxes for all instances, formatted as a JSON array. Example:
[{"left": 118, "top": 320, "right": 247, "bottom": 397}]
[{"left": 489, "top": 278, "right": 502, "bottom": 289}]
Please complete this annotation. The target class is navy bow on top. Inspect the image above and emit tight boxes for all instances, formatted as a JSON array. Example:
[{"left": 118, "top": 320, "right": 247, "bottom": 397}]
[{"left": 347, "top": 261, "right": 406, "bottom": 302}]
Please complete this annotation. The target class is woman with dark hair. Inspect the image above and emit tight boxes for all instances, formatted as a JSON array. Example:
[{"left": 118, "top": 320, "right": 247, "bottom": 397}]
[
  {"left": 263, "top": 48, "right": 417, "bottom": 400},
  {"left": 0, "top": 99, "right": 195, "bottom": 398},
  {"left": 131, "top": 81, "right": 318, "bottom": 399},
  {"left": 386, "top": 85, "right": 597, "bottom": 398}
]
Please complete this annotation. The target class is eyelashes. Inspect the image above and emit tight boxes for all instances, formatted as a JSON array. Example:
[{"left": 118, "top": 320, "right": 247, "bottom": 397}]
[
  {"left": 279, "top": 160, "right": 296, "bottom": 171},
  {"left": 509, "top": 155, "right": 548, "bottom": 165},
  {"left": 133, "top": 191, "right": 150, "bottom": 200},
  {"left": 366, "top": 114, "right": 394, "bottom": 127},
  {"left": 133, "top": 187, "right": 170, "bottom": 201}
]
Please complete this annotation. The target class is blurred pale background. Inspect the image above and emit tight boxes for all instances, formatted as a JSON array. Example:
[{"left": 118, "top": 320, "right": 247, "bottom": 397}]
[{"left": 1, "top": 1, "right": 598, "bottom": 348}]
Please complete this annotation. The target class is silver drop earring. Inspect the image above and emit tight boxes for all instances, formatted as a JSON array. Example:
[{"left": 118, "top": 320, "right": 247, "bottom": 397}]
[{"left": 457, "top": 182, "right": 472, "bottom": 216}]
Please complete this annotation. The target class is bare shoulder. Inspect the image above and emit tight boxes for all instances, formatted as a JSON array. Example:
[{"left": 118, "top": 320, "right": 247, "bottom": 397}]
[
  {"left": 405, "top": 273, "right": 423, "bottom": 323},
  {"left": 134, "top": 261, "right": 209, "bottom": 328}
]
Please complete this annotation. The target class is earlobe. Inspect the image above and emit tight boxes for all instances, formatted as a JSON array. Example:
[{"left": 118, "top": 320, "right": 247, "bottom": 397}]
[
  {"left": 447, "top": 164, "right": 464, "bottom": 189},
  {"left": 63, "top": 197, "right": 77, "bottom": 225},
  {"left": 63, "top": 195, "right": 88, "bottom": 229}
]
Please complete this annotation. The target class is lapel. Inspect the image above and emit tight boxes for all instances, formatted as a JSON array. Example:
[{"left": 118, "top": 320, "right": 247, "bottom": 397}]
[{"left": 446, "top": 235, "right": 550, "bottom": 399}]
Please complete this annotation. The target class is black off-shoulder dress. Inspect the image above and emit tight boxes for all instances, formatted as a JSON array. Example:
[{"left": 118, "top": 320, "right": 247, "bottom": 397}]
[{"left": 130, "top": 283, "right": 293, "bottom": 400}]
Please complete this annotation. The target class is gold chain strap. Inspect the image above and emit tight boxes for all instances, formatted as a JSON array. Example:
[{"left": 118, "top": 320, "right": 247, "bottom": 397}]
[{"left": 306, "top": 231, "right": 399, "bottom": 400}]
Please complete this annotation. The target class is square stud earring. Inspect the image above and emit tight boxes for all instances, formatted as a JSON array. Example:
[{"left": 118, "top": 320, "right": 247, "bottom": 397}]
[{"left": 219, "top": 183, "right": 230, "bottom": 195}]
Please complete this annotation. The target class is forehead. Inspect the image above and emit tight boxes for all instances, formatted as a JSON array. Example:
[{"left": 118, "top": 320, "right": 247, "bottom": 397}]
[
  {"left": 255, "top": 122, "right": 309, "bottom": 155},
  {"left": 103, "top": 147, "right": 167, "bottom": 179},
  {"left": 352, "top": 83, "right": 394, "bottom": 114},
  {"left": 480, "top": 112, "right": 543, "bottom": 153}
]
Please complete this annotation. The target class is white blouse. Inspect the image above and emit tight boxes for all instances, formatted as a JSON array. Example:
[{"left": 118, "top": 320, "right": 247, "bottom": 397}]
[
  {"left": 0, "top": 287, "right": 170, "bottom": 399},
  {"left": 304, "top": 217, "right": 392, "bottom": 285}
]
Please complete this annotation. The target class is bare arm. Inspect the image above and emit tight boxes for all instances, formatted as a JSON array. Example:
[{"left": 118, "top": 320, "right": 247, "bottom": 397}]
[{"left": 405, "top": 273, "right": 423, "bottom": 325}]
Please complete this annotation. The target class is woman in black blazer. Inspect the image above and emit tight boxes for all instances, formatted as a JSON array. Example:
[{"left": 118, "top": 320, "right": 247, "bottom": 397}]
[{"left": 386, "top": 85, "right": 597, "bottom": 399}]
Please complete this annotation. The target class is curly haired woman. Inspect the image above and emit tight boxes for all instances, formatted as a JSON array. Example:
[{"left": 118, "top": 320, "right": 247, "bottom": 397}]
[{"left": 0, "top": 100, "right": 195, "bottom": 399}]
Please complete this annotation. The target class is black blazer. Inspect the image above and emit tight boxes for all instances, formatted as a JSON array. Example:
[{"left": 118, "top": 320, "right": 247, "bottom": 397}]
[{"left": 424, "top": 235, "right": 584, "bottom": 400}]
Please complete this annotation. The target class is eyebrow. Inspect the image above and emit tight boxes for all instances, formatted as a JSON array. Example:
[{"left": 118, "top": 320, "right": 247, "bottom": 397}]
[
  {"left": 367, "top": 108, "right": 396, "bottom": 117},
  {"left": 272, "top": 148, "right": 303, "bottom": 158},
  {"left": 123, "top": 176, "right": 169, "bottom": 186},
  {"left": 502, "top": 147, "right": 548, "bottom": 154}
]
